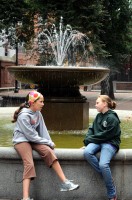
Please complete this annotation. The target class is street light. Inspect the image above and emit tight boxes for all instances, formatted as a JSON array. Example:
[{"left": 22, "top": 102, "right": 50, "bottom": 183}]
[{"left": 14, "top": 21, "right": 22, "bottom": 93}]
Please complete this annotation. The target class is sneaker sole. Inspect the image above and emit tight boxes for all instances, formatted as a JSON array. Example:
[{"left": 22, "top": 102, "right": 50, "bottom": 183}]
[{"left": 60, "top": 185, "right": 79, "bottom": 192}]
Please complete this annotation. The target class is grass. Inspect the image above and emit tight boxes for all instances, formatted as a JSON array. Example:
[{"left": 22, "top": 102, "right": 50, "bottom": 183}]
[{"left": 0, "top": 117, "right": 132, "bottom": 148}]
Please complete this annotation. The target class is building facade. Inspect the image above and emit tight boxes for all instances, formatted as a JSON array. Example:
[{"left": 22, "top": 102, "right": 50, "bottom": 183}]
[{"left": 0, "top": 45, "right": 16, "bottom": 87}]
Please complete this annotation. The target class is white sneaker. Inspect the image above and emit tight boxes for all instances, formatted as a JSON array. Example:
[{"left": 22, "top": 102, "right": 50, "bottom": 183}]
[{"left": 60, "top": 179, "right": 79, "bottom": 192}]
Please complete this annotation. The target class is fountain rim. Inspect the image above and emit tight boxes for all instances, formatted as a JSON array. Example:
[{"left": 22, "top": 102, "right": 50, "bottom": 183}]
[{"left": 8, "top": 65, "right": 110, "bottom": 72}]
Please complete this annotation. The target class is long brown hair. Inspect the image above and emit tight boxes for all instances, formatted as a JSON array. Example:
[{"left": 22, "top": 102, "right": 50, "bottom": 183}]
[{"left": 12, "top": 94, "right": 30, "bottom": 123}]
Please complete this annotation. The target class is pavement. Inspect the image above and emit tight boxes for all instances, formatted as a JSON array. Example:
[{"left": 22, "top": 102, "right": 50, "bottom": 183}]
[{"left": 0, "top": 89, "right": 132, "bottom": 120}]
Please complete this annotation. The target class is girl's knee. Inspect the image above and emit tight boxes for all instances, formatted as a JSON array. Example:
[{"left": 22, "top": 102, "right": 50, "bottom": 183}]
[
  {"left": 45, "top": 148, "right": 54, "bottom": 158},
  {"left": 84, "top": 145, "right": 94, "bottom": 154},
  {"left": 84, "top": 147, "right": 91, "bottom": 159}
]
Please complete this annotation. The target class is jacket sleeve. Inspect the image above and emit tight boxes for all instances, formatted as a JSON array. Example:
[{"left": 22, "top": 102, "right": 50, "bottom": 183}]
[
  {"left": 83, "top": 123, "right": 94, "bottom": 146},
  {"left": 17, "top": 115, "right": 55, "bottom": 148}
]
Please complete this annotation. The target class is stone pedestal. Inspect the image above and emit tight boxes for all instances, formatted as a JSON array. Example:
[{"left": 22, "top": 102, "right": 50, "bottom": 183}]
[{"left": 42, "top": 98, "right": 89, "bottom": 130}]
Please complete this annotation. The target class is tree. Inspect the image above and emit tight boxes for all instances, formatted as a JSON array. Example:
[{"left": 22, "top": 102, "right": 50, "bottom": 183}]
[
  {"left": 0, "top": 0, "right": 36, "bottom": 45},
  {"left": 99, "top": 0, "right": 132, "bottom": 98}
]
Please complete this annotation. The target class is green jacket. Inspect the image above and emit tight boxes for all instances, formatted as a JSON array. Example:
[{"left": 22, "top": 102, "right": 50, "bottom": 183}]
[{"left": 83, "top": 110, "right": 121, "bottom": 150}]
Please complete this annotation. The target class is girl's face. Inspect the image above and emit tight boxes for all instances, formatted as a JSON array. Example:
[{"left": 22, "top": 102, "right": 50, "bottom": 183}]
[
  {"left": 95, "top": 97, "right": 108, "bottom": 113},
  {"left": 30, "top": 95, "right": 44, "bottom": 112}
]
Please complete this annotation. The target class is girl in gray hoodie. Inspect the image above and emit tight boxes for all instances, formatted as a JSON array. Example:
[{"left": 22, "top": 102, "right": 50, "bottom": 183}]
[{"left": 12, "top": 90, "right": 79, "bottom": 200}]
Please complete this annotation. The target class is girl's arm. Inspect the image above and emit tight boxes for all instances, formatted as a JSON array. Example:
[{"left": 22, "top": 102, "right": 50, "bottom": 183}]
[
  {"left": 18, "top": 115, "right": 55, "bottom": 148},
  {"left": 83, "top": 123, "right": 94, "bottom": 146}
]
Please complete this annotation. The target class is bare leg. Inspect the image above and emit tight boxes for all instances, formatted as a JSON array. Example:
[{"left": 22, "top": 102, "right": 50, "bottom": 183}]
[
  {"left": 52, "top": 160, "right": 79, "bottom": 192},
  {"left": 23, "top": 178, "right": 31, "bottom": 198},
  {"left": 52, "top": 160, "right": 67, "bottom": 182}
]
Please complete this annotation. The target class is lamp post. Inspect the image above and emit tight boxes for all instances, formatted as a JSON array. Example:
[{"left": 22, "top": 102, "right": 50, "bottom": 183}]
[
  {"left": 14, "top": 21, "right": 22, "bottom": 93},
  {"left": 14, "top": 40, "right": 19, "bottom": 93}
]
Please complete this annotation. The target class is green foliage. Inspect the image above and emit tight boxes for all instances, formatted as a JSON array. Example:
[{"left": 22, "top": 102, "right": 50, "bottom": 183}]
[
  {"left": 0, "top": 0, "right": 35, "bottom": 44},
  {"left": 100, "top": 0, "right": 132, "bottom": 68},
  {"left": 0, "top": 0, "right": 131, "bottom": 69},
  {"left": 15, "top": 0, "right": 107, "bottom": 60},
  {"left": 25, "top": 0, "right": 132, "bottom": 68}
]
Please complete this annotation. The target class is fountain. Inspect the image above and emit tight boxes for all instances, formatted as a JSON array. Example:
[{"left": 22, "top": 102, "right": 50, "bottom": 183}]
[{"left": 8, "top": 17, "right": 109, "bottom": 130}]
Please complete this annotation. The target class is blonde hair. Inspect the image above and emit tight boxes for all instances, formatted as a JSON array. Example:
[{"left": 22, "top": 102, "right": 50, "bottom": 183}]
[{"left": 98, "top": 95, "right": 116, "bottom": 110}]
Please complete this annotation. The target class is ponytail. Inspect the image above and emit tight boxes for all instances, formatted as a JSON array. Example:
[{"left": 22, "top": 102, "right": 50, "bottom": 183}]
[{"left": 12, "top": 94, "right": 30, "bottom": 123}]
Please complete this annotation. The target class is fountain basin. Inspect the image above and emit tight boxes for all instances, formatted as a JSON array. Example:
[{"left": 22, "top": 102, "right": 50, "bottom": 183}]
[{"left": 8, "top": 66, "right": 109, "bottom": 89}]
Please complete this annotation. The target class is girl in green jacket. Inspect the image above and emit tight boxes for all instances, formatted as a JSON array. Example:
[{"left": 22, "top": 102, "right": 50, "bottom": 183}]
[{"left": 84, "top": 95, "right": 121, "bottom": 200}]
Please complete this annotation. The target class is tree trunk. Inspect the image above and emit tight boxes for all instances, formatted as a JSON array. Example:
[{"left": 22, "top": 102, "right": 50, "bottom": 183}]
[{"left": 101, "top": 74, "right": 115, "bottom": 99}]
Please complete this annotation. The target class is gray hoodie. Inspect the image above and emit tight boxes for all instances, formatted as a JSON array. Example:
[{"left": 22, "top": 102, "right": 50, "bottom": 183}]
[{"left": 12, "top": 108, "right": 55, "bottom": 148}]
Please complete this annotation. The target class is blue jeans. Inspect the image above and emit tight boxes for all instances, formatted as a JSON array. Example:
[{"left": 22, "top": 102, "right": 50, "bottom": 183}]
[{"left": 84, "top": 143, "right": 117, "bottom": 199}]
